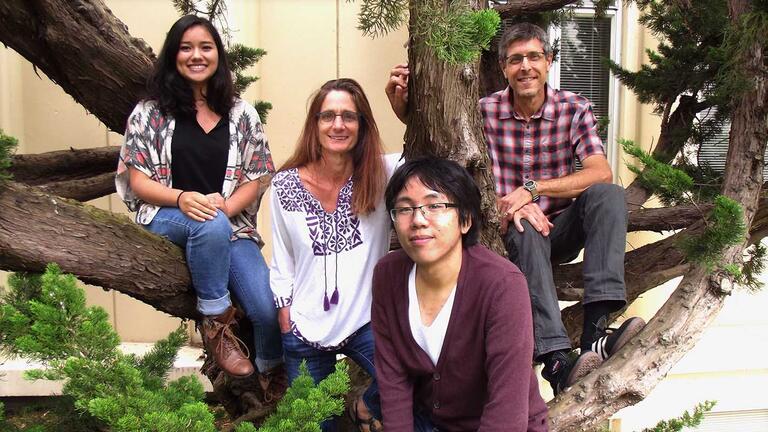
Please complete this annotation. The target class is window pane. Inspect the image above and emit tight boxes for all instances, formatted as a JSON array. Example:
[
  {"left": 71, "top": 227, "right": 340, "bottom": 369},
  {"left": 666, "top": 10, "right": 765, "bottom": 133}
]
[{"left": 559, "top": 15, "right": 612, "bottom": 144}]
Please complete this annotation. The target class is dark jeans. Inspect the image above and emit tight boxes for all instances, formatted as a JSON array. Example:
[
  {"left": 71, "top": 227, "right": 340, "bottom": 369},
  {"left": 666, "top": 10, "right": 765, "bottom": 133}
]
[
  {"left": 505, "top": 183, "right": 627, "bottom": 358},
  {"left": 281, "top": 323, "right": 380, "bottom": 432}
]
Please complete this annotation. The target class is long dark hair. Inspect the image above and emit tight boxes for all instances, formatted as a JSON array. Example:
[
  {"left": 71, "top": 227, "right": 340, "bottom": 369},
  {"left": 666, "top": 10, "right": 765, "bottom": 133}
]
[
  {"left": 146, "top": 15, "right": 235, "bottom": 117},
  {"left": 280, "top": 78, "right": 386, "bottom": 216}
]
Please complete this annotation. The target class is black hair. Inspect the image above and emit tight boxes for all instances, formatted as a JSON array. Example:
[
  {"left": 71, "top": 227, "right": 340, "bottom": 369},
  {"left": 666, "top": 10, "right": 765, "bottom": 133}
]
[
  {"left": 146, "top": 15, "right": 235, "bottom": 117},
  {"left": 385, "top": 157, "right": 483, "bottom": 246}
]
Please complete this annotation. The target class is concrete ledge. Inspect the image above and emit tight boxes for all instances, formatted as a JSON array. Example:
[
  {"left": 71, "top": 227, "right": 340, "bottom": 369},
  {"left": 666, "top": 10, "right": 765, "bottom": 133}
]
[{"left": 0, "top": 343, "right": 212, "bottom": 397}]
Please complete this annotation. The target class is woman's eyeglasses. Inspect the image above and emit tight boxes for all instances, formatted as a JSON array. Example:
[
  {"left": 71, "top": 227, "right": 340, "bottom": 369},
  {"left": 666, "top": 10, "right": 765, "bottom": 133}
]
[{"left": 316, "top": 110, "right": 360, "bottom": 124}]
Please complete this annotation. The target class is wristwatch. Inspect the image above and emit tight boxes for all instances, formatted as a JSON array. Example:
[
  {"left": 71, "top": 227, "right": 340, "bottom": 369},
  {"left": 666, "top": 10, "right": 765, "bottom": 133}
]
[{"left": 523, "top": 180, "right": 540, "bottom": 202}]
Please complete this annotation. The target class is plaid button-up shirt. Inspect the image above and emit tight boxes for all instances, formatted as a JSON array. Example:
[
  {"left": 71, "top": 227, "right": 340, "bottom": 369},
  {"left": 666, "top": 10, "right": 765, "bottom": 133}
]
[{"left": 479, "top": 85, "right": 605, "bottom": 217}]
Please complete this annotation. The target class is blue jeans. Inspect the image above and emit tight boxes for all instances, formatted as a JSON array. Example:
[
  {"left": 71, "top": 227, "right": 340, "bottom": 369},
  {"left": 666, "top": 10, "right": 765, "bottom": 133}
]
[
  {"left": 281, "top": 323, "right": 380, "bottom": 432},
  {"left": 146, "top": 207, "right": 282, "bottom": 372}
]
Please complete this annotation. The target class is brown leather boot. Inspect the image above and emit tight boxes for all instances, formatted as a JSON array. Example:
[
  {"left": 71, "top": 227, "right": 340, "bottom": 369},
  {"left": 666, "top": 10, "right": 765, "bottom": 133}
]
[
  {"left": 201, "top": 306, "right": 254, "bottom": 378},
  {"left": 258, "top": 364, "right": 288, "bottom": 403}
]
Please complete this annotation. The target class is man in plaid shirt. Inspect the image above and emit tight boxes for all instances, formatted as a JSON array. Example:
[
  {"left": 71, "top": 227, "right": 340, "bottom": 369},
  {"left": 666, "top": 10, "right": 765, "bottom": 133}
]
[{"left": 386, "top": 23, "right": 645, "bottom": 396}]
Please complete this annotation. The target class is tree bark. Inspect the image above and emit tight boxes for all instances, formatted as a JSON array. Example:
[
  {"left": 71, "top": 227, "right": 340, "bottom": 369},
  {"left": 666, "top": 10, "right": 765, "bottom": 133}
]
[
  {"left": 0, "top": 180, "right": 196, "bottom": 318},
  {"left": 404, "top": 0, "right": 507, "bottom": 255},
  {"left": 0, "top": 0, "right": 152, "bottom": 133},
  {"left": 10, "top": 146, "right": 118, "bottom": 185},
  {"left": 493, "top": 0, "right": 578, "bottom": 20},
  {"left": 9, "top": 146, "right": 119, "bottom": 201}
]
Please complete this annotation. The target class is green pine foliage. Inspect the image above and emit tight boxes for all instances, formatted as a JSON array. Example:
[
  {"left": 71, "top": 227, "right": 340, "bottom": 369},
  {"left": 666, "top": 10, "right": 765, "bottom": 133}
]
[
  {"left": 353, "top": 0, "right": 408, "bottom": 38},
  {"left": 640, "top": 400, "right": 716, "bottom": 432},
  {"left": 238, "top": 362, "right": 350, "bottom": 432},
  {"left": 680, "top": 195, "right": 746, "bottom": 269},
  {"left": 415, "top": 3, "right": 500, "bottom": 64},
  {"left": 607, "top": 0, "right": 730, "bottom": 113},
  {"left": 254, "top": 101, "right": 274, "bottom": 125},
  {"left": 606, "top": 1, "right": 732, "bottom": 182},
  {"left": 0, "top": 264, "right": 350, "bottom": 431},
  {"left": 0, "top": 129, "right": 19, "bottom": 181},
  {"left": 718, "top": 6, "right": 768, "bottom": 103},
  {"left": 227, "top": 44, "right": 268, "bottom": 97},
  {"left": 739, "top": 243, "right": 766, "bottom": 291},
  {"left": 621, "top": 139, "right": 694, "bottom": 205},
  {"left": 620, "top": 140, "right": 750, "bottom": 272}
]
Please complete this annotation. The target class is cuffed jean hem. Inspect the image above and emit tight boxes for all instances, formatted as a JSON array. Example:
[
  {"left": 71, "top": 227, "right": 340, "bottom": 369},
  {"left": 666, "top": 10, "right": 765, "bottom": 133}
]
[
  {"left": 581, "top": 293, "right": 627, "bottom": 306},
  {"left": 256, "top": 357, "right": 284, "bottom": 373},
  {"left": 197, "top": 292, "right": 232, "bottom": 316},
  {"left": 534, "top": 339, "right": 573, "bottom": 361}
]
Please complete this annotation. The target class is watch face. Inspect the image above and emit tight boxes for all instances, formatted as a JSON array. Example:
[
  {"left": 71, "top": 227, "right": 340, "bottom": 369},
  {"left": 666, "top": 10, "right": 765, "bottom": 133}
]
[{"left": 524, "top": 180, "right": 535, "bottom": 189}]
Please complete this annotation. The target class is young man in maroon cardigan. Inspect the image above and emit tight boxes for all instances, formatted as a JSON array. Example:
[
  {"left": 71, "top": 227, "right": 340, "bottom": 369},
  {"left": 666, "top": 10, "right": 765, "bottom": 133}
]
[{"left": 372, "top": 157, "right": 548, "bottom": 432}]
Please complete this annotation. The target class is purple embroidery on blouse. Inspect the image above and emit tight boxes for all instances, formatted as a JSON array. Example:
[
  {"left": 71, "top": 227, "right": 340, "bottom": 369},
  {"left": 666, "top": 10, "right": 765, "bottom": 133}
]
[{"left": 274, "top": 169, "right": 363, "bottom": 256}]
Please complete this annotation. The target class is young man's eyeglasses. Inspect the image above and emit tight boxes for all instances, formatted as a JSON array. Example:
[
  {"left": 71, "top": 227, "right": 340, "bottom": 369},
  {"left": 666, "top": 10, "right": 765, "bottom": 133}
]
[
  {"left": 504, "top": 51, "right": 546, "bottom": 66},
  {"left": 316, "top": 110, "right": 360, "bottom": 124},
  {"left": 389, "top": 203, "right": 458, "bottom": 222}
]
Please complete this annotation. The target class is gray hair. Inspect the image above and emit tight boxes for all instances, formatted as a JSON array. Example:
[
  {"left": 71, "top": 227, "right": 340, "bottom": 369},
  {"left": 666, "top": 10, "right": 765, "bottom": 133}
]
[{"left": 497, "top": 22, "right": 552, "bottom": 61}]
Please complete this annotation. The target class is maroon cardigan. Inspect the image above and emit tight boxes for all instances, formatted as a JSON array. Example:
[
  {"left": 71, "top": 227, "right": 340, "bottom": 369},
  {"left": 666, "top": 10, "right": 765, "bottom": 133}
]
[{"left": 372, "top": 245, "right": 548, "bottom": 432}]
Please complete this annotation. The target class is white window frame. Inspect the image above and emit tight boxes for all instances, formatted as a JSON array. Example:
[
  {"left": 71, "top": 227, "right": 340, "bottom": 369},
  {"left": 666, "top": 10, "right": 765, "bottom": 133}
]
[{"left": 548, "top": 1, "right": 623, "bottom": 177}]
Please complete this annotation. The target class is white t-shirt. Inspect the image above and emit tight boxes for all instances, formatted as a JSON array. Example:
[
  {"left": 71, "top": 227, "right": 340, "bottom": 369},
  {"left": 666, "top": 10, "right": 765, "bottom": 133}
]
[{"left": 407, "top": 264, "right": 456, "bottom": 365}]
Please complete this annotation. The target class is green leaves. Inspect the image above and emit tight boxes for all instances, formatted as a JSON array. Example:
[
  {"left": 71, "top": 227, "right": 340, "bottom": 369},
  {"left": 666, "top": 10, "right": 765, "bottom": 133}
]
[
  {"left": 0, "top": 265, "right": 352, "bottom": 431},
  {"left": 680, "top": 195, "right": 746, "bottom": 269},
  {"left": 354, "top": 0, "right": 408, "bottom": 38},
  {"left": 256, "top": 362, "right": 350, "bottom": 432},
  {"left": 0, "top": 129, "right": 18, "bottom": 182},
  {"left": 641, "top": 400, "right": 716, "bottom": 432},
  {"left": 353, "top": 1, "right": 500, "bottom": 64},
  {"left": 621, "top": 140, "right": 748, "bottom": 271},
  {"left": 621, "top": 139, "right": 694, "bottom": 206},
  {"left": 416, "top": 3, "right": 500, "bottom": 64}
]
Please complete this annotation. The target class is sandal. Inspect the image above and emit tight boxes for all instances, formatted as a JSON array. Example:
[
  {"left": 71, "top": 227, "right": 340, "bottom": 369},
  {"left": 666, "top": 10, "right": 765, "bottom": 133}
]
[{"left": 347, "top": 395, "right": 383, "bottom": 432}]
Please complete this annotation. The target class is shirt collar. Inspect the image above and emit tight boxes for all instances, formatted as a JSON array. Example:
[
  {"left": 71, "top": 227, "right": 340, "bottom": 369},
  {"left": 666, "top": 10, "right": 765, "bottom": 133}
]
[{"left": 503, "top": 84, "right": 556, "bottom": 122}]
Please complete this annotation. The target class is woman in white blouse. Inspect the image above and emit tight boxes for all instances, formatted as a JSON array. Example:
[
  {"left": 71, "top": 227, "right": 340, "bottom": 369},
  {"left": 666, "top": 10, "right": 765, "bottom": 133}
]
[{"left": 270, "top": 78, "right": 396, "bottom": 431}]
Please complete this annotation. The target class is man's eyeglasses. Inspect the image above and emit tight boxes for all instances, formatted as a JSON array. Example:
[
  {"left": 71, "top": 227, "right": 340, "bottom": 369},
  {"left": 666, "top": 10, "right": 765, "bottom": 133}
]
[
  {"left": 316, "top": 110, "right": 360, "bottom": 124},
  {"left": 504, "top": 51, "right": 546, "bottom": 66},
  {"left": 389, "top": 203, "right": 458, "bottom": 222}
]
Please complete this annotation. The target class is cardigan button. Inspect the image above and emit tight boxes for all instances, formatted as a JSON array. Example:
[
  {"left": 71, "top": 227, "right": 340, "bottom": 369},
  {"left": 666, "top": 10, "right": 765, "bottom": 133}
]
[
  {"left": 433, "top": 372, "right": 441, "bottom": 381},
  {"left": 433, "top": 400, "right": 440, "bottom": 409}
]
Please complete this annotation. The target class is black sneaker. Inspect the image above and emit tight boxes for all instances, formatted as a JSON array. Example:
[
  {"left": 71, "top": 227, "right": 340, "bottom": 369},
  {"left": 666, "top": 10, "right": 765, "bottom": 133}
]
[
  {"left": 590, "top": 316, "right": 646, "bottom": 360},
  {"left": 541, "top": 350, "right": 602, "bottom": 396}
]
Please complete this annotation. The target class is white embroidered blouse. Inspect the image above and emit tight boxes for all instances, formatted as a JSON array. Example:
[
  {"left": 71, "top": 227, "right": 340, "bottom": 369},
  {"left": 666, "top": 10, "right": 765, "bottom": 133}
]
[{"left": 270, "top": 154, "right": 400, "bottom": 349}]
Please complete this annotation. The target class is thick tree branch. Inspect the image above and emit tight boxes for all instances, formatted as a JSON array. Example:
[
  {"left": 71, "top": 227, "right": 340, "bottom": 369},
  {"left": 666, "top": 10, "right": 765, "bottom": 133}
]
[
  {"left": 0, "top": 0, "right": 152, "bottom": 132},
  {"left": 0, "top": 180, "right": 197, "bottom": 318},
  {"left": 10, "top": 146, "right": 119, "bottom": 185},
  {"left": 492, "top": 0, "right": 579, "bottom": 19},
  {"left": 36, "top": 172, "right": 116, "bottom": 202},
  {"left": 627, "top": 203, "right": 712, "bottom": 232}
]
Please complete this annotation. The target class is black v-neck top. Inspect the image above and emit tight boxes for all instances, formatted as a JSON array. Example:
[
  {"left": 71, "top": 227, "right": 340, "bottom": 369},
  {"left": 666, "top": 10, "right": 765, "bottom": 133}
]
[{"left": 171, "top": 114, "right": 229, "bottom": 194}]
